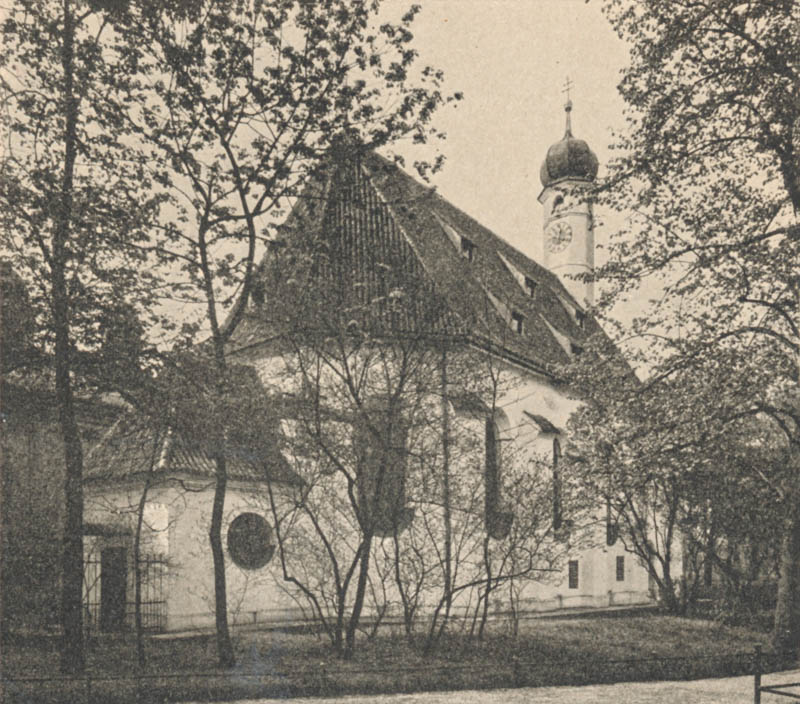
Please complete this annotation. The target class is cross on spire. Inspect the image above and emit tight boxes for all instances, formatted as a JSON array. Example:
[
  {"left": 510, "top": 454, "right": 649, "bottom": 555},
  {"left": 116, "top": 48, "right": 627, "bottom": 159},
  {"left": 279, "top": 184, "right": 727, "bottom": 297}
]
[
  {"left": 562, "top": 76, "right": 574, "bottom": 135},
  {"left": 562, "top": 76, "right": 574, "bottom": 104}
]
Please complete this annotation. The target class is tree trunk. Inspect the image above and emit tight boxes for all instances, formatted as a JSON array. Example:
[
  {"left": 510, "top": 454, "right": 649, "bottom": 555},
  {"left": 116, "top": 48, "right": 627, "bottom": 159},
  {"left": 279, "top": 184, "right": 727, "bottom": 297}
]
[
  {"left": 477, "top": 537, "right": 493, "bottom": 641},
  {"left": 55, "top": 0, "right": 85, "bottom": 674},
  {"left": 773, "top": 499, "right": 800, "bottom": 653},
  {"left": 134, "top": 429, "right": 162, "bottom": 669},
  {"left": 438, "top": 349, "right": 453, "bottom": 639},
  {"left": 344, "top": 535, "right": 373, "bottom": 658},
  {"left": 208, "top": 331, "right": 234, "bottom": 667},
  {"left": 134, "top": 484, "right": 149, "bottom": 668},
  {"left": 210, "top": 454, "right": 235, "bottom": 667}
]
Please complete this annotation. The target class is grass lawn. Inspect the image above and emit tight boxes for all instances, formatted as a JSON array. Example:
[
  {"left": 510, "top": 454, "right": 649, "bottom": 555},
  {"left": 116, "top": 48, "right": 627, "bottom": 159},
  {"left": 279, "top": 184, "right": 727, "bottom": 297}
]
[{"left": 2, "top": 612, "right": 787, "bottom": 703}]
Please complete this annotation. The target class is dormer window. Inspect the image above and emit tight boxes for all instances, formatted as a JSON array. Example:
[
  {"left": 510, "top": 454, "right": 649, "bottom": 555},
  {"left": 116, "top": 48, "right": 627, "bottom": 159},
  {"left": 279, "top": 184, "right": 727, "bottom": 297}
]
[
  {"left": 524, "top": 277, "right": 537, "bottom": 297},
  {"left": 575, "top": 309, "right": 586, "bottom": 329},
  {"left": 460, "top": 237, "right": 475, "bottom": 262},
  {"left": 511, "top": 311, "right": 524, "bottom": 334}
]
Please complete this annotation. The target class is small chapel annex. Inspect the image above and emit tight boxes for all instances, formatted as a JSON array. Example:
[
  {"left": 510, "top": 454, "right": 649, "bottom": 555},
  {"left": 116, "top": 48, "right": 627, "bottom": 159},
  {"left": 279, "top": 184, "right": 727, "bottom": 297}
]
[{"left": 83, "top": 103, "right": 653, "bottom": 634}]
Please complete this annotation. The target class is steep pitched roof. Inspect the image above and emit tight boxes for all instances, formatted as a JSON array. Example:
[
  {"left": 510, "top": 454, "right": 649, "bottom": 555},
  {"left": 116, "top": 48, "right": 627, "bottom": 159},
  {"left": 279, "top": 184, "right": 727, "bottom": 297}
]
[
  {"left": 85, "top": 413, "right": 302, "bottom": 487},
  {"left": 229, "top": 147, "right": 600, "bottom": 375}
]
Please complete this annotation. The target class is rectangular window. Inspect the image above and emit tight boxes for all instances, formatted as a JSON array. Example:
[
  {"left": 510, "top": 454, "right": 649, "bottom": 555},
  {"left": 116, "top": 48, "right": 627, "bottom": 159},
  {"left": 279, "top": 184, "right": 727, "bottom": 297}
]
[
  {"left": 568, "top": 560, "right": 579, "bottom": 589},
  {"left": 616, "top": 556, "right": 625, "bottom": 582},
  {"left": 524, "top": 276, "right": 537, "bottom": 297},
  {"left": 511, "top": 311, "right": 524, "bottom": 334},
  {"left": 575, "top": 309, "right": 586, "bottom": 329},
  {"left": 460, "top": 237, "right": 475, "bottom": 261},
  {"left": 570, "top": 342, "right": 583, "bottom": 356}
]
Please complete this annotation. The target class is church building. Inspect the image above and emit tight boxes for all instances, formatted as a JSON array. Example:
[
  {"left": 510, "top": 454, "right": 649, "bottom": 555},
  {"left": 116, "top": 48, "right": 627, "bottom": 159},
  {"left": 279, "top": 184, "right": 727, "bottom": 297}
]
[{"left": 83, "top": 103, "right": 652, "bottom": 633}]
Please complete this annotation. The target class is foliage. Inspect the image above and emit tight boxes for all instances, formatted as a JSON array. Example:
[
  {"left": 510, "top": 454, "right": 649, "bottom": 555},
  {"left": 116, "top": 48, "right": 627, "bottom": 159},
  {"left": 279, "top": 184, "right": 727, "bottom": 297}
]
[
  {"left": 590, "top": 0, "right": 800, "bottom": 647},
  {"left": 0, "top": 0, "right": 169, "bottom": 673},
  {"left": 564, "top": 336, "right": 789, "bottom": 615},
  {"left": 253, "top": 216, "right": 582, "bottom": 656},
  {"left": 92, "top": 0, "right": 459, "bottom": 667}
]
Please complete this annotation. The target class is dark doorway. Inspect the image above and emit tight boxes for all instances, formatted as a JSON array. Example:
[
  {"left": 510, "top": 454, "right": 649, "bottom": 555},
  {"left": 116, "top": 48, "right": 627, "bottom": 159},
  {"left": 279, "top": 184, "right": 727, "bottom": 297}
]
[{"left": 100, "top": 547, "right": 127, "bottom": 632}]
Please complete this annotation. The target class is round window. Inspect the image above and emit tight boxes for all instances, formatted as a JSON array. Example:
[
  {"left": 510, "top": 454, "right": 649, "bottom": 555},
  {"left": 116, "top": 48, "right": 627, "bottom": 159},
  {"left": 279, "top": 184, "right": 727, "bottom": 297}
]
[{"left": 227, "top": 513, "right": 275, "bottom": 570}]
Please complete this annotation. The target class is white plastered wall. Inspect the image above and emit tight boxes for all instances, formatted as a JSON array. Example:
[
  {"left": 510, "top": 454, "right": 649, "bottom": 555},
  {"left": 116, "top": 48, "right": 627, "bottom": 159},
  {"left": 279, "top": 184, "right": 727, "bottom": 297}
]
[
  {"left": 85, "top": 478, "right": 302, "bottom": 632},
  {"left": 240, "top": 345, "right": 654, "bottom": 620}
]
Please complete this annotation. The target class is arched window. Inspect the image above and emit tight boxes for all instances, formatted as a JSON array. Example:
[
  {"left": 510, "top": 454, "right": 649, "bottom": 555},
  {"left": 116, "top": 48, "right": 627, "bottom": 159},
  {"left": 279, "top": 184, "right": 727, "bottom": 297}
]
[
  {"left": 485, "top": 409, "right": 513, "bottom": 539},
  {"left": 354, "top": 398, "right": 411, "bottom": 537}
]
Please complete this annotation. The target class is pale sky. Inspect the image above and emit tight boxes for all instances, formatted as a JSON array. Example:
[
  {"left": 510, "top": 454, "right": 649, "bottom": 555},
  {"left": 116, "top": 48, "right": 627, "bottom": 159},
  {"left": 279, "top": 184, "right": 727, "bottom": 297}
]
[{"left": 393, "top": 0, "right": 630, "bottom": 265}]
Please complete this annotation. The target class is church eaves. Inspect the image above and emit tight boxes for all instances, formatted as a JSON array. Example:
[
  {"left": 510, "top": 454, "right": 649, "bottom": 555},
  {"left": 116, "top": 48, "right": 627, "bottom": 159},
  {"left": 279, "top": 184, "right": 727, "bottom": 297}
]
[{"left": 85, "top": 413, "right": 302, "bottom": 486}]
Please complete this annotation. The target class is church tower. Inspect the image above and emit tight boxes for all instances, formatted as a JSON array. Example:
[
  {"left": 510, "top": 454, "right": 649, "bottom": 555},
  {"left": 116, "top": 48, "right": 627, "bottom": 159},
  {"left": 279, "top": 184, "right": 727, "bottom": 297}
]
[{"left": 538, "top": 99, "right": 598, "bottom": 307}]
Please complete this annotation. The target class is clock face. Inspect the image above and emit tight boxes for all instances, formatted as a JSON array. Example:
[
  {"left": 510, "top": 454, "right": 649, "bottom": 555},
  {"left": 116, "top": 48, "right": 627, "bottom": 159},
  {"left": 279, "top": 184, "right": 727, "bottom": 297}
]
[{"left": 546, "top": 221, "right": 573, "bottom": 253}]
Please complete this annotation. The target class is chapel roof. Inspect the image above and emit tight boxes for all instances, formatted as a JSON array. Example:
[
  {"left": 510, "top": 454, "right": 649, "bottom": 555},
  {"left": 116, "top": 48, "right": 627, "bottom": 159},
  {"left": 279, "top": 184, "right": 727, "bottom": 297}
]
[
  {"left": 84, "top": 413, "right": 302, "bottom": 487},
  {"left": 228, "top": 144, "right": 602, "bottom": 375}
]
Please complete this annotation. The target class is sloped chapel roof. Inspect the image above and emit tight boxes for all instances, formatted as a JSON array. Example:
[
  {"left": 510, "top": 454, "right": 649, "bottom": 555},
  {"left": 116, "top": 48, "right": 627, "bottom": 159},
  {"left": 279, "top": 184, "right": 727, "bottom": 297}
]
[
  {"left": 85, "top": 413, "right": 302, "bottom": 487},
  {"left": 229, "top": 145, "right": 598, "bottom": 375}
]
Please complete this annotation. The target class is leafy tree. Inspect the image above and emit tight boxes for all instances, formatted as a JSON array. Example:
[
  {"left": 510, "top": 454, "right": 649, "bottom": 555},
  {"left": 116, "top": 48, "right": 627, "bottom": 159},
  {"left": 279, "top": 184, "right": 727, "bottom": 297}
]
[
  {"left": 1, "top": 0, "right": 455, "bottom": 669},
  {"left": 596, "top": 0, "right": 800, "bottom": 649},
  {"left": 101, "top": 0, "right": 457, "bottom": 667},
  {"left": 253, "top": 202, "right": 582, "bottom": 656},
  {"left": 566, "top": 340, "right": 751, "bottom": 614},
  {"left": 0, "top": 0, "right": 164, "bottom": 673},
  {"left": 0, "top": 260, "right": 40, "bottom": 374}
]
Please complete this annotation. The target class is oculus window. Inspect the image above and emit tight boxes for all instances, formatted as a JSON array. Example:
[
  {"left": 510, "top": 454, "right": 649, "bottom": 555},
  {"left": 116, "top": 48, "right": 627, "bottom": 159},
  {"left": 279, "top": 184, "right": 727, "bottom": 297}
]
[{"left": 227, "top": 513, "right": 275, "bottom": 570}]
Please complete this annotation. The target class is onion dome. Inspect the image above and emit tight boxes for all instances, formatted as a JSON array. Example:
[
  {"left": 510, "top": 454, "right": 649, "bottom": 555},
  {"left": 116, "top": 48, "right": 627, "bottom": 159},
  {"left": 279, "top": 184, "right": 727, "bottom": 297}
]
[{"left": 540, "top": 100, "right": 598, "bottom": 187}]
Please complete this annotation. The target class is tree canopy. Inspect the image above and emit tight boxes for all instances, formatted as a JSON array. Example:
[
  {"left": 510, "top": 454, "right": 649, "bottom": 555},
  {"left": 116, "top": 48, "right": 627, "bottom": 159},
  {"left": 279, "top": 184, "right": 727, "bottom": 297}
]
[{"left": 580, "top": 0, "right": 800, "bottom": 647}]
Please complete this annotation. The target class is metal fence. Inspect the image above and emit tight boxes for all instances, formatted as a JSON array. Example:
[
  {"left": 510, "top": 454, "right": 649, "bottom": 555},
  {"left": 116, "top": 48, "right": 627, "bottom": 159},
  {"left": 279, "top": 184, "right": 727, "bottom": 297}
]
[
  {"left": 755, "top": 645, "right": 800, "bottom": 702},
  {"left": 84, "top": 553, "right": 167, "bottom": 634}
]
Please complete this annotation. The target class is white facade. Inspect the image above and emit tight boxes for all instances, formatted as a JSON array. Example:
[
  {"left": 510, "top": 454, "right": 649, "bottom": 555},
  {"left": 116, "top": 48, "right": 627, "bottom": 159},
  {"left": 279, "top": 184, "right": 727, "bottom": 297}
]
[
  {"left": 83, "top": 124, "right": 656, "bottom": 633},
  {"left": 84, "top": 478, "right": 299, "bottom": 632}
]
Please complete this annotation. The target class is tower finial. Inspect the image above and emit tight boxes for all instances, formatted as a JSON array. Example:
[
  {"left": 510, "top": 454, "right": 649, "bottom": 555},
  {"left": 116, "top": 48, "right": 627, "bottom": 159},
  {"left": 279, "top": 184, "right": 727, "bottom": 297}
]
[{"left": 562, "top": 76, "right": 574, "bottom": 135}]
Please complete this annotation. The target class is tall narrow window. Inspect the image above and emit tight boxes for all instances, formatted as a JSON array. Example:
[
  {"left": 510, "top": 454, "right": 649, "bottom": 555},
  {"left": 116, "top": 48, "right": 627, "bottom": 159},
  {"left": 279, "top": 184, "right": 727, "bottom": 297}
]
[
  {"left": 485, "top": 410, "right": 513, "bottom": 539},
  {"left": 606, "top": 499, "right": 618, "bottom": 546},
  {"left": 552, "top": 438, "right": 562, "bottom": 532},
  {"left": 524, "top": 276, "right": 537, "bottom": 297},
  {"left": 616, "top": 556, "right": 625, "bottom": 582},
  {"left": 575, "top": 309, "right": 586, "bottom": 329},
  {"left": 354, "top": 399, "right": 411, "bottom": 537},
  {"left": 568, "top": 560, "right": 579, "bottom": 589}
]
